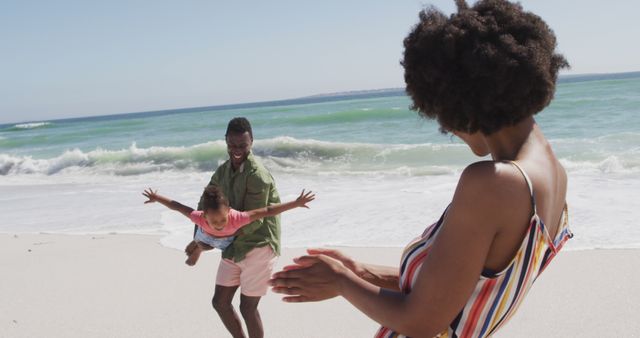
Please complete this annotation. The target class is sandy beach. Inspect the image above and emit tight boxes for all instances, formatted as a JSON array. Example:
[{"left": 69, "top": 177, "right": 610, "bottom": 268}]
[{"left": 1, "top": 234, "right": 638, "bottom": 337}]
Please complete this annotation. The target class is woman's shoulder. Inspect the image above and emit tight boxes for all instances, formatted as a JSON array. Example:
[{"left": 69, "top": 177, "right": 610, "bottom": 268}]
[
  {"left": 454, "top": 161, "right": 534, "bottom": 220},
  {"left": 459, "top": 161, "right": 528, "bottom": 191}
]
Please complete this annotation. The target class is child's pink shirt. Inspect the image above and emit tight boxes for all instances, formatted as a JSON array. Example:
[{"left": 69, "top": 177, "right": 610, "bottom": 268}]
[{"left": 190, "top": 209, "right": 251, "bottom": 237}]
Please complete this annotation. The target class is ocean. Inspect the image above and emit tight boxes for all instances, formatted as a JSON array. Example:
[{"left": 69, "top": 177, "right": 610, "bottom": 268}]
[{"left": 1, "top": 72, "right": 639, "bottom": 251}]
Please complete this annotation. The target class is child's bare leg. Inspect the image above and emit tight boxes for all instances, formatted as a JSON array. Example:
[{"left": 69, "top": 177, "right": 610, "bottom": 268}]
[
  {"left": 199, "top": 243, "right": 214, "bottom": 251},
  {"left": 185, "top": 244, "right": 203, "bottom": 266},
  {"left": 185, "top": 242, "right": 214, "bottom": 266},
  {"left": 185, "top": 240, "right": 198, "bottom": 255}
]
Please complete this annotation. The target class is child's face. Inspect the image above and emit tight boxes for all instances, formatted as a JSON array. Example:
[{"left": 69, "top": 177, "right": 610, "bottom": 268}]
[{"left": 204, "top": 207, "right": 229, "bottom": 230}]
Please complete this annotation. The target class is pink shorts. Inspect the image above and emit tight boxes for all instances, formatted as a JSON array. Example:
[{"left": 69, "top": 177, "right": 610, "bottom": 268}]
[{"left": 215, "top": 245, "right": 278, "bottom": 297}]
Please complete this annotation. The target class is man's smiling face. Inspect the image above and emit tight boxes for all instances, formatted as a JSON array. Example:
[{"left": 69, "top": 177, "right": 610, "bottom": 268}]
[{"left": 226, "top": 131, "right": 252, "bottom": 170}]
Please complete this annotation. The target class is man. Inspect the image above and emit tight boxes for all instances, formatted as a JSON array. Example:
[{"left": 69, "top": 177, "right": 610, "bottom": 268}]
[{"left": 195, "top": 117, "right": 280, "bottom": 338}]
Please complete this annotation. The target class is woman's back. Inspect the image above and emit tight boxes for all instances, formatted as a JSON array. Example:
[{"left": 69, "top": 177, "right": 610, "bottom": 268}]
[{"left": 483, "top": 124, "right": 568, "bottom": 273}]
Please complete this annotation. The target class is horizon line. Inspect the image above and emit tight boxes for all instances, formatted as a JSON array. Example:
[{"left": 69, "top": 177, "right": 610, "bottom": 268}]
[{"left": 2, "top": 70, "right": 639, "bottom": 127}]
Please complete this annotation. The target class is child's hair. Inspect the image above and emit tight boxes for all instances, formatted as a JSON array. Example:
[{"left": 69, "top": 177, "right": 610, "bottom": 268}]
[{"left": 200, "top": 186, "right": 230, "bottom": 211}]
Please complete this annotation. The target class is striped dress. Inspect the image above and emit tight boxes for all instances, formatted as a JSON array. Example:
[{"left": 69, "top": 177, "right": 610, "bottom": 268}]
[{"left": 375, "top": 162, "right": 573, "bottom": 338}]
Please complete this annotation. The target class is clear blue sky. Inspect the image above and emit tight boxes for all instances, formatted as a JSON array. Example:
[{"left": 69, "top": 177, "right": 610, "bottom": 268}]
[{"left": 1, "top": 0, "right": 638, "bottom": 124}]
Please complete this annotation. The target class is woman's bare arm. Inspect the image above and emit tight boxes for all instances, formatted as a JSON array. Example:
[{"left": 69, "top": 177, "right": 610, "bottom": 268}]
[{"left": 271, "top": 164, "right": 511, "bottom": 336}]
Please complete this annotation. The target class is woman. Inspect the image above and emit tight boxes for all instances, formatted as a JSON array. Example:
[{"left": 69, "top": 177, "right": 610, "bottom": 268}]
[{"left": 269, "top": 1, "right": 572, "bottom": 337}]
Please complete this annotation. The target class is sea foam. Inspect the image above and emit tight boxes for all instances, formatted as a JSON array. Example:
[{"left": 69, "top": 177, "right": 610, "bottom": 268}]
[
  {"left": 2, "top": 136, "right": 638, "bottom": 177},
  {"left": 9, "top": 122, "right": 52, "bottom": 130}
]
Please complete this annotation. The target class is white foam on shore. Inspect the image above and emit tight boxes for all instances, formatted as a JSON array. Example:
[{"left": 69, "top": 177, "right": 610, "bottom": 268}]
[{"left": 1, "top": 169, "right": 639, "bottom": 251}]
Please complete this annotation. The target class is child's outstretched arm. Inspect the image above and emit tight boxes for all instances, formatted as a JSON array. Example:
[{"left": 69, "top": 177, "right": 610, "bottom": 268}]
[
  {"left": 142, "top": 188, "right": 194, "bottom": 219},
  {"left": 246, "top": 189, "right": 315, "bottom": 222}
]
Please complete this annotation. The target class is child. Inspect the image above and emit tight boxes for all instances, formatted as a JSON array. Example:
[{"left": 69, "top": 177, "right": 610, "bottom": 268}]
[{"left": 143, "top": 185, "right": 314, "bottom": 266}]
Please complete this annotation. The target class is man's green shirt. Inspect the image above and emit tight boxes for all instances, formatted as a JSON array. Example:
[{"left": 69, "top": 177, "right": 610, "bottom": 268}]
[{"left": 200, "top": 153, "right": 281, "bottom": 262}]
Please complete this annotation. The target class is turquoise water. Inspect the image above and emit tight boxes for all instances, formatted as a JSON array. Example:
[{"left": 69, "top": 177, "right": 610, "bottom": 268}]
[
  {"left": 1, "top": 73, "right": 639, "bottom": 250},
  {"left": 1, "top": 74, "right": 639, "bottom": 176}
]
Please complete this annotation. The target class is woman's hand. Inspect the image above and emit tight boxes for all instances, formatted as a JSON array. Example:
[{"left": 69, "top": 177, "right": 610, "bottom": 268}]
[
  {"left": 308, "top": 248, "right": 401, "bottom": 290},
  {"left": 269, "top": 253, "right": 352, "bottom": 302},
  {"left": 294, "top": 189, "right": 316, "bottom": 208},
  {"left": 306, "top": 248, "right": 364, "bottom": 277},
  {"left": 142, "top": 188, "right": 159, "bottom": 204}
]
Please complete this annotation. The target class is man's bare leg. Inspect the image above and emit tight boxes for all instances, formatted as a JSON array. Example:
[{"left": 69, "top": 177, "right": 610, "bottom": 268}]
[
  {"left": 212, "top": 285, "right": 246, "bottom": 338},
  {"left": 240, "top": 294, "right": 263, "bottom": 338}
]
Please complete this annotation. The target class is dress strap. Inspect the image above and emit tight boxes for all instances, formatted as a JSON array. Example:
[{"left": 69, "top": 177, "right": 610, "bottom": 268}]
[
  {"left": 508, "top": 161, "right": 538, "bottom": 215},
  {"left": 553, "top": 202, "right": 573, "bottom": 250}
]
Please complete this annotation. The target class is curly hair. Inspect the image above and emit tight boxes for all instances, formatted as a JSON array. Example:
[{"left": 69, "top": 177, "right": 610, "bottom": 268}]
[
  {"left": 402, "top": 0, "right": 569, "bottom": 134},
  {"left": 200, "top": 185, "right": 229, "bottom": 212}
]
